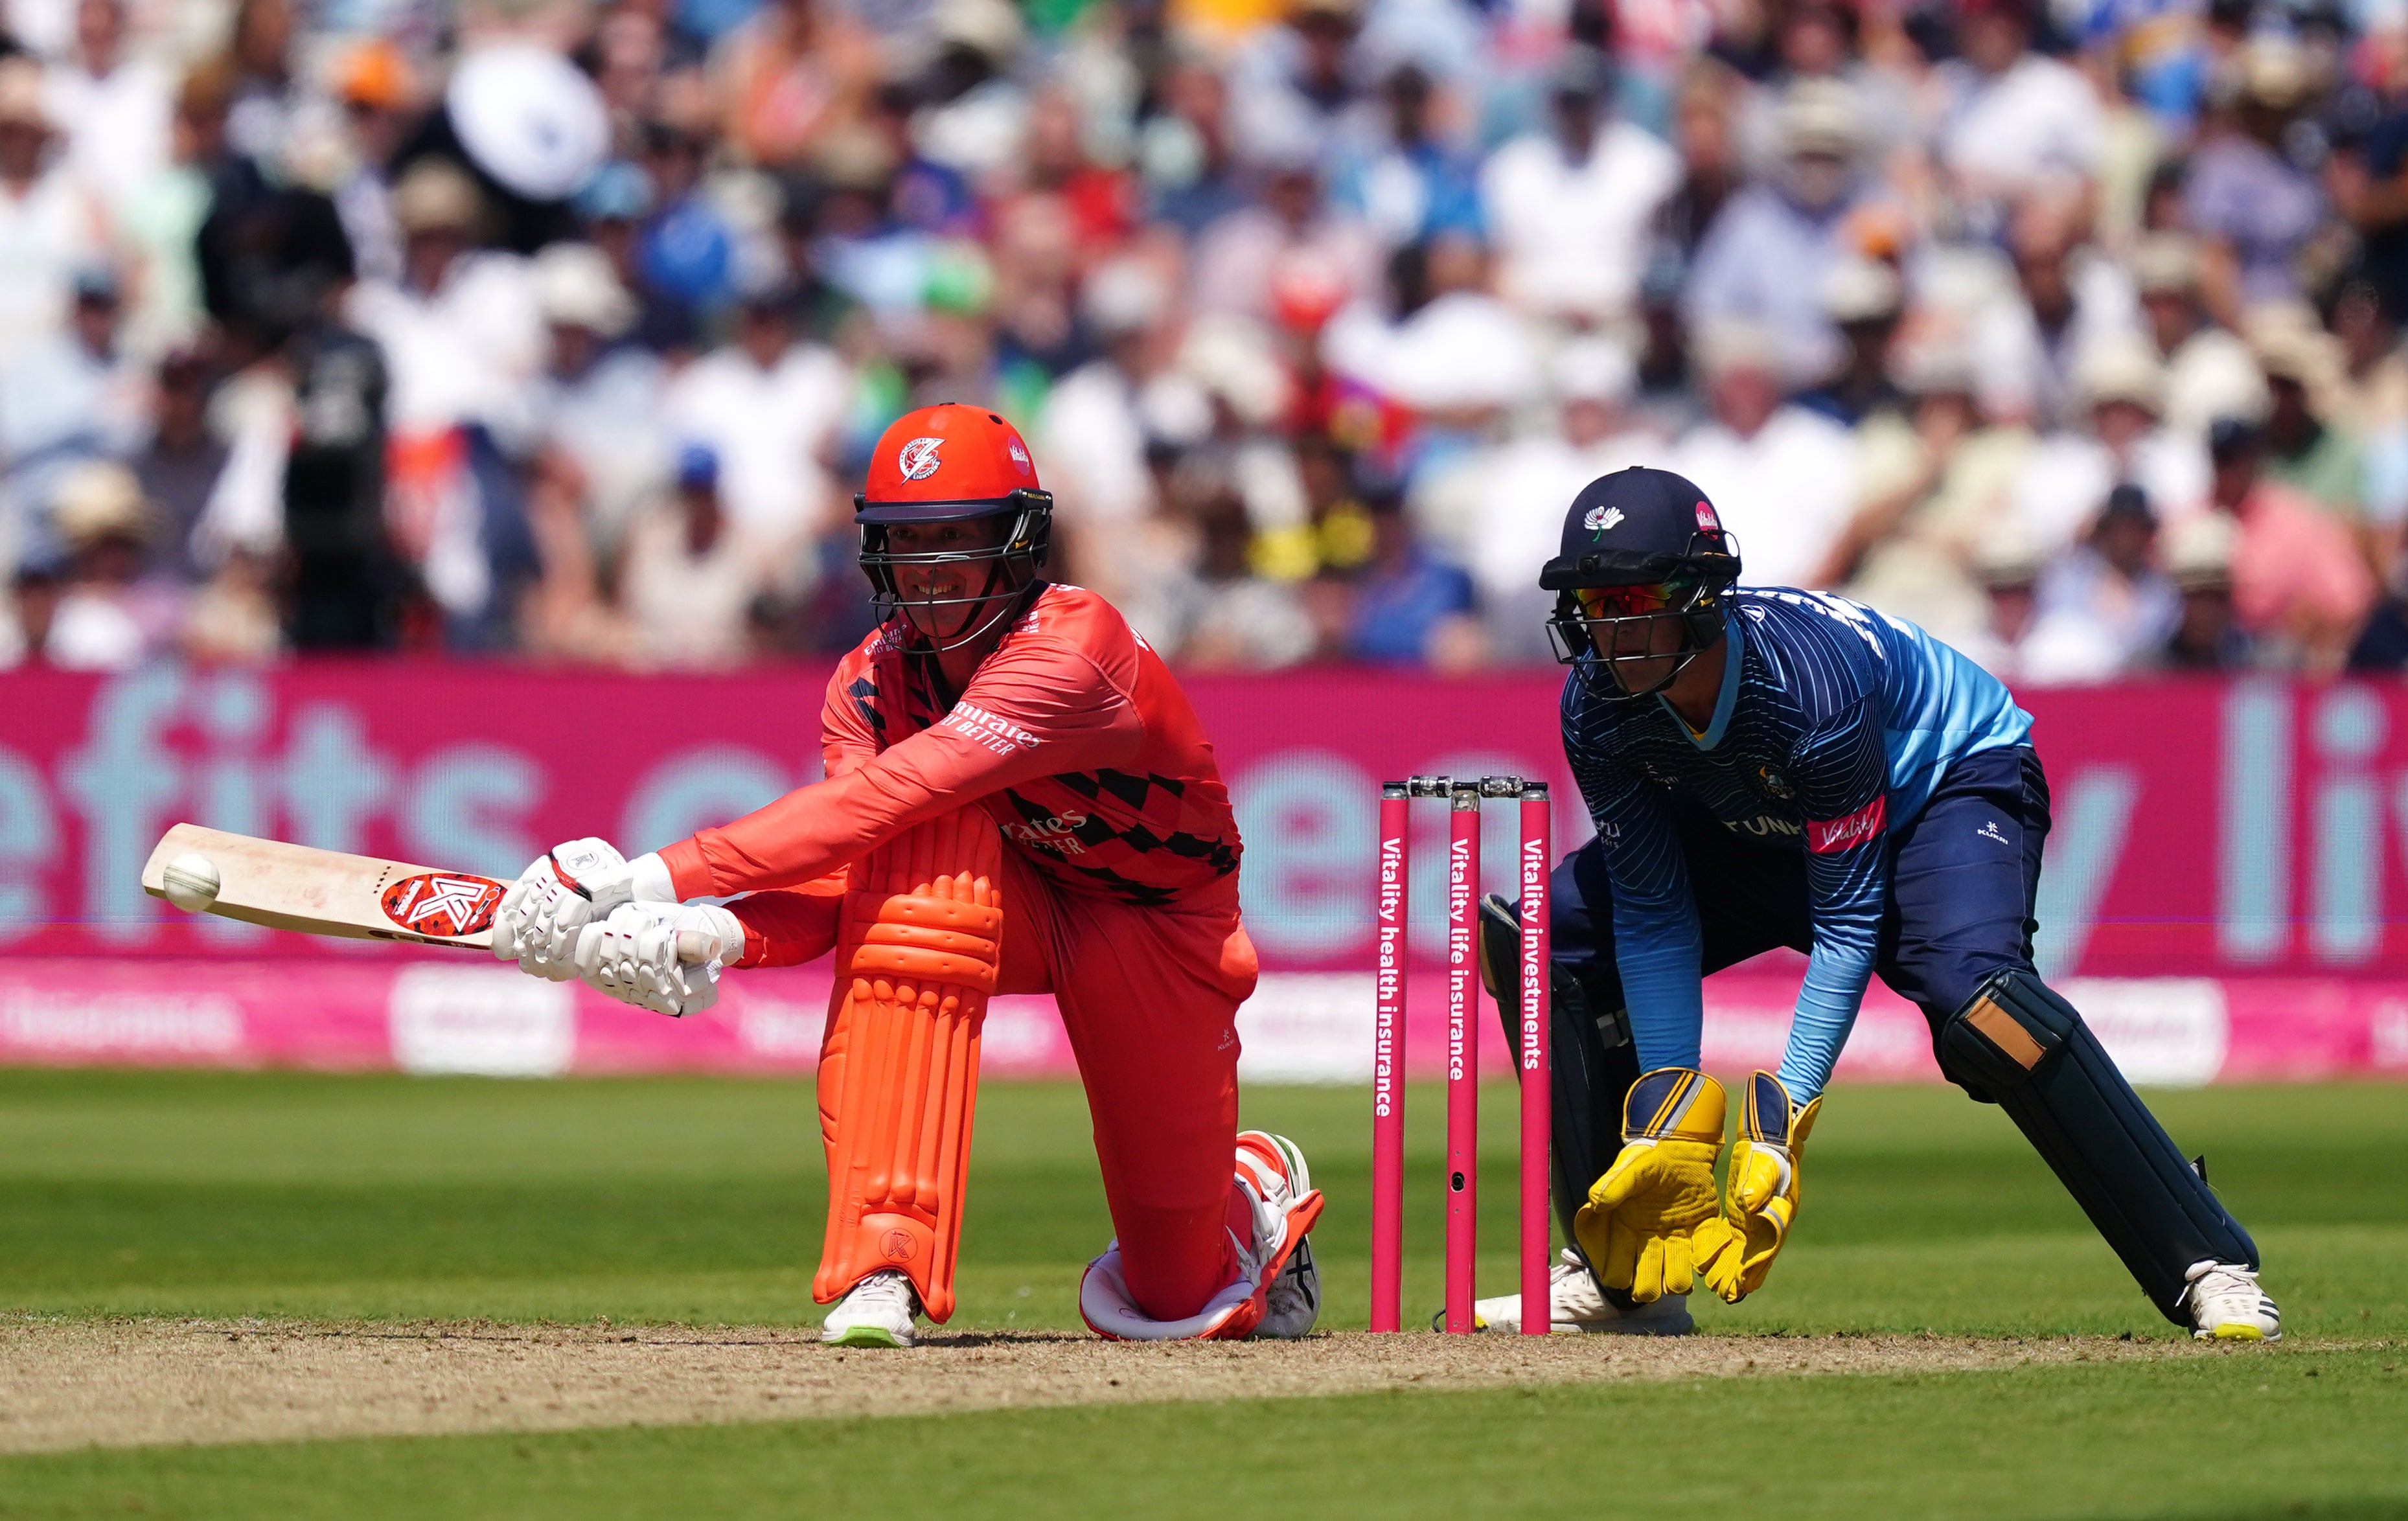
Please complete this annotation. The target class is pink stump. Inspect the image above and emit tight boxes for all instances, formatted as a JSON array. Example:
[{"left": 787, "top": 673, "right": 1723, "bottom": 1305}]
[
  {"left": 1518, "top": 784, "right": 1553, "bottom": 1334},
  {"left": 1369, "top": 783, "right": 1410, "bottom": 1332},
  {"left": 1443, "top": 783, "right": 1481, "bottom": 1333}
]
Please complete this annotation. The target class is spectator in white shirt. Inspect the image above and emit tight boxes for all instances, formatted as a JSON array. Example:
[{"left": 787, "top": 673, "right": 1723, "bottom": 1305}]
[
  {"left": 345, "top": 159, "right": 544, "bottom": 443},
  {"left": 2010, "top": 330, "right": 2209, "bottom": 555},
  {"left": 1972, "top": 188, "right": 2144, "bottom": 429},
  {"left": 343, "top": 161, "right": 544, "bottom": 624},
  {"left": 2019, "top": 483, "right": 2181, "bottom": 683},
  {"left": 529, "top": 242, "right": 668, "bottom": 556},
  {"left": 1038, "top": 254, "right": 1180, "bottom": 595},
  {"left": 1479, "top": 45, "right": 1679, "bottom": 324},
  {"left": 1322, "top": 229, "right": 1538, "bottom": 421},
  {"left": 2131, "top": 231, "right": 2267, "bottom": 440},
  {"left": 616, "top": 442, "right": 775, "bottom": 671},
  {"left": 1668, "top": 322, "right": 1857, "bottom": 589},
  {"left": 661, "top": 281, "right": 851, "bottom": 580},
  {"left": 1189, "top": 143, "right": 1380, "bottom": 325},
  {"left": 0, "top": 265, "right": 144, "bottom": 476},
  {"left": 1467, "top": 337, "right": 1663, "bottom": 658},
  {"left": 1934, "top": 0, "right": 2102, "bottom": 231},
  {"left": 0, "top": 57, "right": 104, "bottom": 371},
  {"left": 42, "top": 0, "right": 170, "bottom": 212},
  {"left": 38, "top": 458, "right": 181, "bottom": 669},
  {"left": 1684, "top": 79, "right": 1875, "bottom": 387}
]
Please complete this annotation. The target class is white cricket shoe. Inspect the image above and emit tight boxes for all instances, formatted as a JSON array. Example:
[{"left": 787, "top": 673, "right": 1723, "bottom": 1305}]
[
  {"left": 2184, "top": 1260, "right": 2281, "bottom": 1342},
  {"left": 1463, "top": 1248, "right": 1695, "bottom": 1335},
  {"left": 821, "top": 1268, "right": 921, "bottom": 1348},
  {"left": 1237, "top": 1130, "right": 1324, "bottom": 1340}
]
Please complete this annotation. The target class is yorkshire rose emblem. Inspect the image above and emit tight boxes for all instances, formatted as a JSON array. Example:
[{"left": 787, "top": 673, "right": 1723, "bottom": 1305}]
[
  {"left": 898, "top": 436, "right": 944, "bottom": 481},
  {"left": 1584, "top": 505, "right": 1625, "bottom": 532}
]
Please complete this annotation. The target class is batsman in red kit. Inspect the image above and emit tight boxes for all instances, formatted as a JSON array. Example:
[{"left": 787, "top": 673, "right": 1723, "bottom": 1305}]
[{"left": 487, "top": 404, "right": 1324, "bottom": 1348}]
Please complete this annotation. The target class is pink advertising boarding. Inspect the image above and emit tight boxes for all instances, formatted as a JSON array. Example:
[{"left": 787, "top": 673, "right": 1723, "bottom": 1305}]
[{"left": 0, "top": 665, "right": 2402, "bottom": 1082}]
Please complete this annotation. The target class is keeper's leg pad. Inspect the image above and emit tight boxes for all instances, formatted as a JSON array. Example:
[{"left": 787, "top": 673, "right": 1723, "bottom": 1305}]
[
  {"left": 1478, "top": 894, "right": 1640, "bottom": 1249},
  {"left": 812, "top": 808, "right": 1004, "bottom": 1324},
  {"left": 1938, "top": 968, "right": 2258, "bottom": 1321}
]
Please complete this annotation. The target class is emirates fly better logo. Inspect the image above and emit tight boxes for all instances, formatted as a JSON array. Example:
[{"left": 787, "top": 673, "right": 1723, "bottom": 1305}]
[{"left": 898, "top": 436, "right": 944, "bottom": 481}]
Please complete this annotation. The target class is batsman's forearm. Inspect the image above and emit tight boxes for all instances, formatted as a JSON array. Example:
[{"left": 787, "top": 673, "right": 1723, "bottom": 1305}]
[
  {"left": 663, "top": 766, "right": 945, "bottom": 898},
  {"left": 663, "top": 692, "right": 1139, "bottom": 899},
  {"left": 724, "top": 872, "right": 848, "bottom": 966}
]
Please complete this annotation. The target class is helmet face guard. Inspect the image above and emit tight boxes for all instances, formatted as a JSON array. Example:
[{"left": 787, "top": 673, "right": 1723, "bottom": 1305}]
[
  {"left": 856, "top": 488, "right": 1053, "bottom": 652},
  {"left": 1540, "top": 531, "right": 1741, "bottom": 698}
]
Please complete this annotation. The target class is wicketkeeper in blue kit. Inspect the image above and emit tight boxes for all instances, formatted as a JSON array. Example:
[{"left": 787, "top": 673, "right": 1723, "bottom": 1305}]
[{"left": 1472, "top": 466, "right": 2280, "bottom": 1342}]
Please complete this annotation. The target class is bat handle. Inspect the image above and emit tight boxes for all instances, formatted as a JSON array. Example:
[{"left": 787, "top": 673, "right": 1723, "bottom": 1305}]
[{"left": 674, "top": 929, "right": 718, "bottom": 966}]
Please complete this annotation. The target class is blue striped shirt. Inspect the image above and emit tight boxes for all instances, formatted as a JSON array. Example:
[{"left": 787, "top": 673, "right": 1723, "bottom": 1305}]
[{"left": 1561, "top": 589, "right": 2034, "bottom": 1099}]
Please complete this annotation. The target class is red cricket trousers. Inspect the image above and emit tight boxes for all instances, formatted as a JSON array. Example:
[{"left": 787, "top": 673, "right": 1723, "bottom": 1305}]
[
  {"left": 811, "top": 851, "right": 1258, "bottom": 1323},
  {"left": 991, "top": 851, "right": 1258, "bottom": 1321}
]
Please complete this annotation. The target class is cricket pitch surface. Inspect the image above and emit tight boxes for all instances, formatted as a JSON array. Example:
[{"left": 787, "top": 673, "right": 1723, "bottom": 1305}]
[{"left": 0, "top": 1317, "right": 2235, "bottom": 1454}]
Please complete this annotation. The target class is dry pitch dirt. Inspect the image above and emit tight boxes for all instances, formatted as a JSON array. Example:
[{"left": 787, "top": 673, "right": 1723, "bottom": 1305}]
[{"left": 0, "top": 1316, "right": 2236, "bottom": 1454}]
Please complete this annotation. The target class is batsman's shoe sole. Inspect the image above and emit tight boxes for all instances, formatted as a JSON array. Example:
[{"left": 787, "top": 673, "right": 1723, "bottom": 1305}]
[
  {"left": 2200, "top": 1323, "right": 2277, "bottom": 1342},
  {"left": 823, "top": 1323, "right": 914, "bottom": 1349}
]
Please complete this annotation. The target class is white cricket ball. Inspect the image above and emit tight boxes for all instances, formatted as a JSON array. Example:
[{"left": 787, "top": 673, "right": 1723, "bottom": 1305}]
[{"left": 161, "top": 852, "right": 222, "bottom": 913}]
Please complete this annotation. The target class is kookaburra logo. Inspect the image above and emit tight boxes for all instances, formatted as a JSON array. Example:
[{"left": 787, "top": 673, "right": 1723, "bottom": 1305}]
[
  {"left": 899, "top": 437, "right": 944, "bottom": 481},
  {"left": 400, "top": 877, "right": 492, "bottom": 926},
  {"left": 380, "top": 873, "right": 504, "bottom": 937},
  {"left": 1584, "top": 505, "right": 1625, "bottom": 534}
]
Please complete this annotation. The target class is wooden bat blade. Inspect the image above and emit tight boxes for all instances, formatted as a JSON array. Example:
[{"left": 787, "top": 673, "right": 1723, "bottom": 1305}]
[
  {"left": 141, "top": 823, "right": 503, "bottom": 948},
  {"left": 141, "top": 825, "right": 718, "bottom": 964}
]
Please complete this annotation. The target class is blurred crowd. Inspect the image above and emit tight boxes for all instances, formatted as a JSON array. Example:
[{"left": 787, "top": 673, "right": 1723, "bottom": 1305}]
[{"left": 12, "top": 0, "right": 2408, "bottom": 677}]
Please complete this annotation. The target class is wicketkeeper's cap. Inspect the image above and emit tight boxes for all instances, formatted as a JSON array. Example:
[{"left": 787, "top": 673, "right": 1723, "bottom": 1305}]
[
  {"left": 1541, "top": 466, "right": 1738, "bottom": 590},
  {"left": 857, "top": 403, "right": 1045, "bottom": 522}
]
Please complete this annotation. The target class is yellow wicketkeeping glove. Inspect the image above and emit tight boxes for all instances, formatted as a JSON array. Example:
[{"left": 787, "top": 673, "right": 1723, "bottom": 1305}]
[
  {"left": 1697, "top": 1071, "right": 1821, "bottom": 1305},
  {"left": 1573, "top": 1068, "right": 1727, "bottom": 1302}
]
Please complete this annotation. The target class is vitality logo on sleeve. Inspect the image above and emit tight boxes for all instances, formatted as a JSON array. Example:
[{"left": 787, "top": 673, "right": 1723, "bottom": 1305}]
[{"left": 1806, "top": 795, "right": 1886, "bottom": 854}]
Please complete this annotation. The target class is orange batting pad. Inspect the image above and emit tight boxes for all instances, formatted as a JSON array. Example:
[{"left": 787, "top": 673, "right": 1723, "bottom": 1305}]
[{"left": 812, "top": 808, "right": 1003, "bottom": 1323}]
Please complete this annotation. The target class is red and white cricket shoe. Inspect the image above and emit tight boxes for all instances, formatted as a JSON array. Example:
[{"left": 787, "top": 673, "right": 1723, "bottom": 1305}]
[
  {"left": 1079, "top": 1130, "right": 1325, "bottom": 1340},
  {"left": 1237, "top": 1130, "right": 1324, "bottom": 1340}
]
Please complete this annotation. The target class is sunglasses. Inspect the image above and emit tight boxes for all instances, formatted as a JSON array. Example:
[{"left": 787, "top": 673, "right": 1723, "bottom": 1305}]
[{"left": 1575, "top": 581, "right": 1693, "bottom": 619}]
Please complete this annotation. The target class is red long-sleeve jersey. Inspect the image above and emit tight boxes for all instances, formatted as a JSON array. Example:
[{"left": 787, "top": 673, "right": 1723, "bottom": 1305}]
[{"left": 659, "top": 586, "right": 1245, "bottom": 954}]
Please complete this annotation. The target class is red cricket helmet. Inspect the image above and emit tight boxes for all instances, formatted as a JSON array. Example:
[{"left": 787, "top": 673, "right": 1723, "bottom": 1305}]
[
  {"left": 854, "top": 404, "right": 1054, "bottom": 650},
  {"left": 857, "top": 404, "right": 1047, "bottom": 520}
]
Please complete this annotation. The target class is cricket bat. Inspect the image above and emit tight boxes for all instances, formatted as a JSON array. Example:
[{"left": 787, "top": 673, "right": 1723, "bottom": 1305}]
[{"left": 139, "top": 823, "right": 714, "bottom": 963}]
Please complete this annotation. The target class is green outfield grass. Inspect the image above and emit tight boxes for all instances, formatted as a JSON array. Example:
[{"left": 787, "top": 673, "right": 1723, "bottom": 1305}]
[
  {"left": 1, "top": 1068, "right": 2403, "bottom": 1518},
  {"left": 6, "top": 1349, "right": 2407, "bottom": 1521},
  {"left": 2, "top": 1069, "right": 2402, "bottom": 1338}
]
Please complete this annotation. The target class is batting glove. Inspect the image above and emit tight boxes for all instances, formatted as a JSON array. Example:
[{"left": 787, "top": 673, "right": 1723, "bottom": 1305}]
[
  {"left": 1574, "top": 1068, "right": 1728, "bottom": 1303},
  {"left": 494, "top": 840, "right": 676, "bottom": 981},
  {"left": 573, "top": 901, "right": 745, "bottom": 1018}
]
